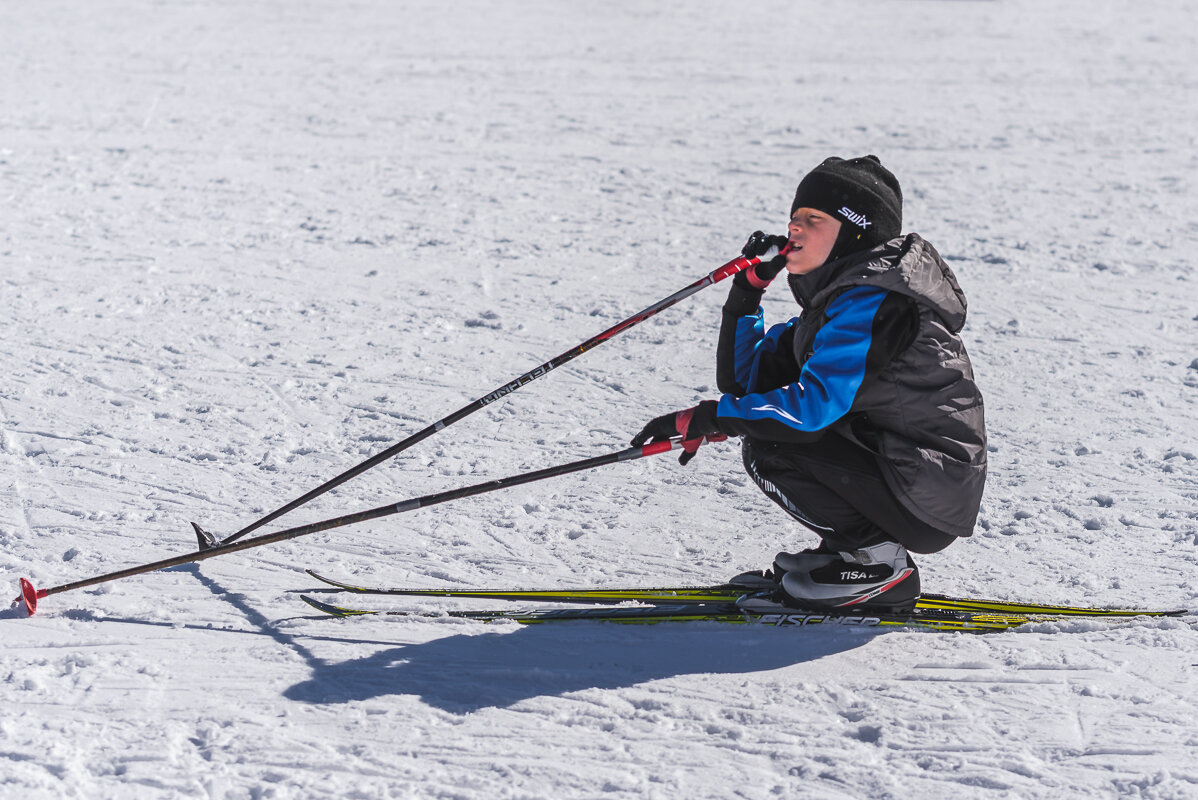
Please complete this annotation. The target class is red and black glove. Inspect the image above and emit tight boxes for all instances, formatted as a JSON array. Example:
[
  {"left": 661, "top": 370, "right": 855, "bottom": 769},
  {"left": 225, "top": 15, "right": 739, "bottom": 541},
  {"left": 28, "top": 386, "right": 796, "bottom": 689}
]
[
  {"left": 734, "top": 231, "right": 789, "bottom": 291},
  {"left": 631, "top": 400, "right": 727, "bottom": 465}
]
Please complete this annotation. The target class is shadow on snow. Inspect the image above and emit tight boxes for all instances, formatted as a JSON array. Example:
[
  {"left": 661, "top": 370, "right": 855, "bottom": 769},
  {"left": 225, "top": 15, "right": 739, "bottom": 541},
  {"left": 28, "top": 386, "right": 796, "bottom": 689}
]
[
  {"left": 15, "top": 562, "right": 878, "bottom": 714},
  {"left": 282, "top": 620, "right": 878, "bottom": 713}
]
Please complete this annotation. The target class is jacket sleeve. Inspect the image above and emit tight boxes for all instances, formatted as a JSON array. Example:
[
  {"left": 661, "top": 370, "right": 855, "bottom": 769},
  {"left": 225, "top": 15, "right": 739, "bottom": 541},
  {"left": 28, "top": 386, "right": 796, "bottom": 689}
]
[
  {"left": 716, "top": 281, "right": 765, "bottom": 396},
  {"left": 715, "top": 286, "right": 915, "bottom": 442},
  {"left": 716, "top": 281, "right": 800, "bottom": 397}
]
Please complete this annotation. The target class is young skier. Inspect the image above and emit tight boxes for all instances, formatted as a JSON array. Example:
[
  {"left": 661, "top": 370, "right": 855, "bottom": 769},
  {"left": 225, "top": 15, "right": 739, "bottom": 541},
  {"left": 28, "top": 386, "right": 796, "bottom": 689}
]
[{"left": 631, "top": 155, "right": 987, "bottom": 612}]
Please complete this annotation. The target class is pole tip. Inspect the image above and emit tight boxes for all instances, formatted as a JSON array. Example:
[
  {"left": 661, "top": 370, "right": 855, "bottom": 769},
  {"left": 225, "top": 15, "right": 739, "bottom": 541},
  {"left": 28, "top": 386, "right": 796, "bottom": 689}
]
[
  {"left": 191, "top": 522, "right": 219, "bottom": 551},
  {"left": 14, "top": 578, "right": 38, "bottom": 616}
]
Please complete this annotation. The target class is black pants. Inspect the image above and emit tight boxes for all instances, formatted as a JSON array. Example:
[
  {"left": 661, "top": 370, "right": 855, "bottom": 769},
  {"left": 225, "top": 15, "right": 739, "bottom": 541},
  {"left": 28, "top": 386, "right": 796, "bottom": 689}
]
[{"left": 741, "top": 435, "right": 955, "bottom": 555}]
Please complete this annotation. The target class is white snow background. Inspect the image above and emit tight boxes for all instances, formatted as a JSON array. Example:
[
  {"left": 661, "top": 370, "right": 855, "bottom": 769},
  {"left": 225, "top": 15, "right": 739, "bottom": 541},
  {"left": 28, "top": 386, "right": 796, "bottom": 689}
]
[{"left": 2, "top": 0, "right": 1197, "bottom": 798}]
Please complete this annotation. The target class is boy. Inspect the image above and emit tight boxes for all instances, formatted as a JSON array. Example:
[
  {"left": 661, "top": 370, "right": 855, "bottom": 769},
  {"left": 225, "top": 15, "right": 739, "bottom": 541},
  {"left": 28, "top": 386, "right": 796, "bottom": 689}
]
[{"left": 632, "top": 156, "right": 987, "bottom": 612}]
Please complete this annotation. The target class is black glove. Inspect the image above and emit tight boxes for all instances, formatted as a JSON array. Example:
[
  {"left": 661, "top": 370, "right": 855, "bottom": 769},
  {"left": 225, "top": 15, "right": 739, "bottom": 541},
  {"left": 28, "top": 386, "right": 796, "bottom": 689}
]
[
  {"left": 631, "top": 400, "right": 726, "bottom": 465},
  {"left": 734, "top": 231, "right": 789, "bottom": 291}
]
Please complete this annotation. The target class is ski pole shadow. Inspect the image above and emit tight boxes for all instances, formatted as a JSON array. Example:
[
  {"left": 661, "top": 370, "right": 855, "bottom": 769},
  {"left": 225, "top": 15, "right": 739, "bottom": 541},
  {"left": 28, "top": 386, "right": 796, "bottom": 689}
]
[{"left": 283, "top": 621, "right": 879, "bottom": 713}]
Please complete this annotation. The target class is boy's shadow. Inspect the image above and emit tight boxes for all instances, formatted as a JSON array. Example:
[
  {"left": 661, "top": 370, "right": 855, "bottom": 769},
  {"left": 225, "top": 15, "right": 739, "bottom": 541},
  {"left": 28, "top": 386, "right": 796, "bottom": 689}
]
[{"left": 284, "top": 621, "right": 877, "bottom": 713}]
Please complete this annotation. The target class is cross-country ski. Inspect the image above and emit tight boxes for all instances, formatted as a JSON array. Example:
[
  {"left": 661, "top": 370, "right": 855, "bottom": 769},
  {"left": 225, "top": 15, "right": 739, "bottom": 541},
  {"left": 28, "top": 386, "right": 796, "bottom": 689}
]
[{"left": 302, "top": 569, "right": 1188, "bottom": 618}]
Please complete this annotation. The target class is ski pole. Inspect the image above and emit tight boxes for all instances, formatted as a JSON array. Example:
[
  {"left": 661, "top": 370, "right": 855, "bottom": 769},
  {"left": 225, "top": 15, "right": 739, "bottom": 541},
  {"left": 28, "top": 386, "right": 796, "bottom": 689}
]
[
  {"left": 15, "top": 436, "right": 721, "bottom": 616},
  {"left": 211, "top": 249, "right": 775, "bottom": 548}
]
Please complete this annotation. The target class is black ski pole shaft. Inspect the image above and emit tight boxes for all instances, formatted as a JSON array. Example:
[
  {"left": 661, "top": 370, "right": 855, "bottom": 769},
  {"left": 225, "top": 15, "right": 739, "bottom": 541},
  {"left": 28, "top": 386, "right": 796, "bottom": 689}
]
[
  {"left": 16, "top": 438, "right": 692, "bottom": 615},
  {"left": 216, "top": 251, "right": 761, "bottom": 546}
]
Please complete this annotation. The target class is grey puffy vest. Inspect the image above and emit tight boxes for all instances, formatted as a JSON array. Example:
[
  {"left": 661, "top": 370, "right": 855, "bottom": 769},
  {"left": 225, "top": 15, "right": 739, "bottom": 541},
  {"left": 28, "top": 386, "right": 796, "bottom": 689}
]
[{"left": 790, "top": 234, "right": 988, "bottom": 537}]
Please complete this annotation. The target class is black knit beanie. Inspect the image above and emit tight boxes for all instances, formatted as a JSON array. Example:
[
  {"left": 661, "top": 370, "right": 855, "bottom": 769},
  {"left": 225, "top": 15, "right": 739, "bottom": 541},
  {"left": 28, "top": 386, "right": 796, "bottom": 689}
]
[{"left": 790, "top": 155, "right": 903, "bottom": 261}]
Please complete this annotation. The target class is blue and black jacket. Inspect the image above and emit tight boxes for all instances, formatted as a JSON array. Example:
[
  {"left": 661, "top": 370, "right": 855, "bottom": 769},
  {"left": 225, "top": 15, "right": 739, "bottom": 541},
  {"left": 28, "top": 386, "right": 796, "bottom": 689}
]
[
  {"left": 713, "top": 234, "right": 987, "bottom": 537},
  {"left": 715, "top": 275, "right": 918, "bottom": 444}
]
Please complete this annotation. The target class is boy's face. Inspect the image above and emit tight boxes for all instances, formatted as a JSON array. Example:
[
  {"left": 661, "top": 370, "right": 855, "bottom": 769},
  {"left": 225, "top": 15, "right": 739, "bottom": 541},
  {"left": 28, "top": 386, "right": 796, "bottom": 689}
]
[{"left": 785, "top": 208, "right": 842, "bottom": 274}]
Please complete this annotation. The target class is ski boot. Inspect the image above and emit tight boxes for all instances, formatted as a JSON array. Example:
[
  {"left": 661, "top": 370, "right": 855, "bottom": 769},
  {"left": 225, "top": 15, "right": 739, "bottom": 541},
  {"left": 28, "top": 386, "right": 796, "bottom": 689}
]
[
  {"left": 782, "top": 541, "right": 919, "bottom": 611},
  {"left": 737, "top": 541, "right": 920, "bottom": 613}
]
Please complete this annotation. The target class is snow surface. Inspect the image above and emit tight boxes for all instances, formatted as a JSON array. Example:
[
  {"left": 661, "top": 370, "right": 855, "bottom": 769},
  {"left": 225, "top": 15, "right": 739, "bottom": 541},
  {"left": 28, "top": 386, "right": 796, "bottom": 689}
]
[{"left": 3, "top": 0, "right": 1197, "bottom": 797}]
